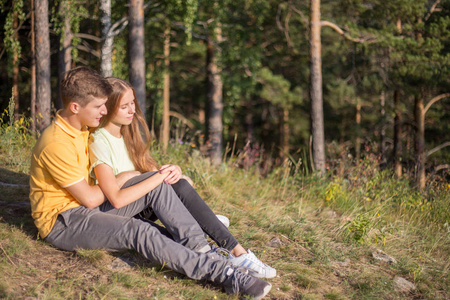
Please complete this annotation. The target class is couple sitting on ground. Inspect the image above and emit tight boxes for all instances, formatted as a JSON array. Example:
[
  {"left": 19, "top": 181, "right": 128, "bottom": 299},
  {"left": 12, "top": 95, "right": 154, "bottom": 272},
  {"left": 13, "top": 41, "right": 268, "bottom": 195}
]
[{"left": 29, "top": 67, "right": 276, "bottom": 299}]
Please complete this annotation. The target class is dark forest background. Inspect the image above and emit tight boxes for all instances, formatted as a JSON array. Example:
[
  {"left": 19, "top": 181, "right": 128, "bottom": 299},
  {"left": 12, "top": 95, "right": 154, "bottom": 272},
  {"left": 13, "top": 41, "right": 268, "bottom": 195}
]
[{"left": 0, "top": 0, "right": 449, "bottom": 188}]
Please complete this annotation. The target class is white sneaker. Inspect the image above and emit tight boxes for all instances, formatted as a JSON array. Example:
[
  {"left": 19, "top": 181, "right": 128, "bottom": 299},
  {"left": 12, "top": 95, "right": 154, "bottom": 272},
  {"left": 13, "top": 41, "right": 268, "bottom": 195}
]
[
  {"left": 216, "top": 214, "right": 230, "bottom": 228},
  {"left": 228, "top": 249, "right": 276, "bottom": 279}
]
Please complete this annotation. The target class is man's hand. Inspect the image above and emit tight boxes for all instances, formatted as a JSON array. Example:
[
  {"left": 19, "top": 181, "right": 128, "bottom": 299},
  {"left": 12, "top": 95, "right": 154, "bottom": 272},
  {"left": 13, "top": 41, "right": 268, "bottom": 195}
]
[
  {"left": 116, "top": 171, "right": 141, "bottom": 188},
  {"left": 159, "top": 164, "right": 182, "bottom": 184}
]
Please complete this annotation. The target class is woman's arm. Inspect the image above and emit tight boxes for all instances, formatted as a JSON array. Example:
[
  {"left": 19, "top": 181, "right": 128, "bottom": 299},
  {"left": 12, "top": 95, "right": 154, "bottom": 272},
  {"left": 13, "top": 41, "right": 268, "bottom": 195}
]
[
  {"left": 116, "top": 170, "right": 142, "bottom": 188},
  {"left": 94, "top": 163, "right": 169, "bottom": 209}
]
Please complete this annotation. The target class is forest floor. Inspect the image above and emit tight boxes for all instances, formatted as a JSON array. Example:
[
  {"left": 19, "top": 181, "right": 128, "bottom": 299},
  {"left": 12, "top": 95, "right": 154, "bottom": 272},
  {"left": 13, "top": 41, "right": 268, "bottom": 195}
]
[{"left": 0, "top": 153, "right": 449, "bottom": 299}]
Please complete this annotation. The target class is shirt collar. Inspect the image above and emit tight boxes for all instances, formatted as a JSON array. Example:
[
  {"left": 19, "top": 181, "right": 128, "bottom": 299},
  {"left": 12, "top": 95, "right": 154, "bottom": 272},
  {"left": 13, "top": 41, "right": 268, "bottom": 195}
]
[{"left": 54, "top": 111, "right": 89, "bottom": 138}]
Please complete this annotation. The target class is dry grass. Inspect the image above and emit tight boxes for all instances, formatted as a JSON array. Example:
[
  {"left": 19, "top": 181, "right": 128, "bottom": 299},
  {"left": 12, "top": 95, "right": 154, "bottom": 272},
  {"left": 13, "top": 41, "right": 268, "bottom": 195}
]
[{"left": 0, "top": 138, "right": 449, "bottom": 299}]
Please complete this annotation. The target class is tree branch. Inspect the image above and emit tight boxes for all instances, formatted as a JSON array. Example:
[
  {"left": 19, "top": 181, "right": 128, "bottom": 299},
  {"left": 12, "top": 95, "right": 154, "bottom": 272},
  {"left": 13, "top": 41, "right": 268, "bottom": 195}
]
[
  {"left": 320, "top": 20, "right": 377, "bottom": 43},
  {"left": 424, "top": 93, "right": 450, "bottom": 115},
  {"left": 424, "top": 0, "right": 442, "bottom": 21},
  {"left": 74, "top": 44, "right": 100, "bottom": 58},
  {"left": 169, "top": 111, "right": 195, "bottom": 129},
  {"left": 426, "top": 141, "right": 450, "bottom": 157},
  {"left": 289, "top": 1, "right": 308, "bottom": 26},
  {"left": 75, "top": 33, "right": 102, "bottom": 43},
  {"left": 172, "top": 22, "right": 209, "bottom": 41},
  {"left": 434, "top": 164, "right": 449, "bottom": 172},
  {"left": 110, "top": 16, "right": 129, "bottom": 37}
]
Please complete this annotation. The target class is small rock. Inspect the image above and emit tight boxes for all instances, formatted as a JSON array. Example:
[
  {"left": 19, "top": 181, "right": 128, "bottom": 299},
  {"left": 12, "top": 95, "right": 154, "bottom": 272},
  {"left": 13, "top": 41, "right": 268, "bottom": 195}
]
[
  {"left": 267, "top": 237, "right": 283, "bottom": 248},
  {"left": 393, "top": 276, "right": 416, "bottom": 293},
  {"left": 109, "top": 257, "right": 134, "bottom": 270},
  {"left": 333, "top": 258, "right": 350, "bottom": 267},
  {"left": 323, "top": 210, "right": 337, "bottom": 218},
  {"left": 372, "top": 248, "right": 397, "bottom": 264}
]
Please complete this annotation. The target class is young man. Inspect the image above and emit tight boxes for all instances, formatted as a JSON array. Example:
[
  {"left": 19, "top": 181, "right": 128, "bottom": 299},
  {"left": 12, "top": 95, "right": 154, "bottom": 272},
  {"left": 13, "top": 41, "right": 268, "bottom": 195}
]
[{"left": 29, "top": 67, "right": 271, "bottom": 299}]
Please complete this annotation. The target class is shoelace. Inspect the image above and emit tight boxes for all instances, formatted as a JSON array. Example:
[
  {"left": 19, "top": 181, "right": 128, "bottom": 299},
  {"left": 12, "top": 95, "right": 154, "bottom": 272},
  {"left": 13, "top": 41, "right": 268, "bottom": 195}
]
[{"left": 230, "top": 268, "right": 252, "bottom": 294}]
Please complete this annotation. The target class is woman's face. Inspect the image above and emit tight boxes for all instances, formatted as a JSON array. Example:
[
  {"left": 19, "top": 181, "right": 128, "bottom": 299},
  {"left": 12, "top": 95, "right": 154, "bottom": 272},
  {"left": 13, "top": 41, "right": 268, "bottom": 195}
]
[{"left": 111, "top": 88, "right": 136, "bottom": 126}]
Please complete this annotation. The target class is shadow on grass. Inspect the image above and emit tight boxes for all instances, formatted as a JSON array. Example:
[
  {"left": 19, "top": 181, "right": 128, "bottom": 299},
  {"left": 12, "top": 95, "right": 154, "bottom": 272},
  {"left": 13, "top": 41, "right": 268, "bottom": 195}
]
[{"left": 0, "top": 167, "right": 37, "bottom": 238}]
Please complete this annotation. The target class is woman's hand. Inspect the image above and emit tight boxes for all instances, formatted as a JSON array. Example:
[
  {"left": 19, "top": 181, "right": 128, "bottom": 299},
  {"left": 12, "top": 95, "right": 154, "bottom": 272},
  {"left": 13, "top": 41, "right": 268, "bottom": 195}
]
[{"left": 159, "top": 164, "right": 182, "bottom": 184}]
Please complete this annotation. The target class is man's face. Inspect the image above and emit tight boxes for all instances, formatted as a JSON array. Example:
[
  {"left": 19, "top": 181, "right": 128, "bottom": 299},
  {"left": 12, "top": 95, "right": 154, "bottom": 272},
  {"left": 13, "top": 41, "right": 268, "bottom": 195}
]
[{"left": 78, "top": 97, "right": 108, "bottom": 128}]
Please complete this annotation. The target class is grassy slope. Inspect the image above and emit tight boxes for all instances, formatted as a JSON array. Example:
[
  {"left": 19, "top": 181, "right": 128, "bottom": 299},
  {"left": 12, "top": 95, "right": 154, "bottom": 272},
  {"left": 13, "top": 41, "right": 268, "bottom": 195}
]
[{"left": 0, "top": 144, "right": 449, "bottom": 300}]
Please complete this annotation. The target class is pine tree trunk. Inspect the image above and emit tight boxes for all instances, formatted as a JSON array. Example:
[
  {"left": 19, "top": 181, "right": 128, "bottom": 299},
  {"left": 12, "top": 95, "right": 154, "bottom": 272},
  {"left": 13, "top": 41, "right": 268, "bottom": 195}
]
[
  {"left": 280, "top": 108, "right": 290, "bottom": 164},
  {"left": 309, "top": 0, "right": 326, "bottom": 173},
  {"left": 162, "top": 26, "right": 171, "bottom": 153},
  {"left": 100, "top": 0, "right": 113, "bottom": 77},
  {"left": 31, "top": 0, "right": 36, "bottom": 135},
  {"left": 380, "top": 91, "right": 386, "bottom": 164},
  {"left": 12, "top": 9, "right": 19, "bottom": 120},
  {"left": 414, "top": 96, "right": 426, "bottom": 189},
  {"left": 206, "top": 25, "right": 223, "bottom": 166},
  {"left": 355, "top": 97, "right": 361, "bottom": 160},
  {"left": 35, "top": 0, "right": 51, "bottom": 131},
  {"left": 57, "top": 0, "right": 72, "bottom": 110},
  {"left": 245, "top": 99, "right": 254, "bottom": 143},
  {"left": 128, "top": 0, "right": 146, "bottom": 114},
  {"left": 393, "top": 90, "right": 402, "bottom": 177}
]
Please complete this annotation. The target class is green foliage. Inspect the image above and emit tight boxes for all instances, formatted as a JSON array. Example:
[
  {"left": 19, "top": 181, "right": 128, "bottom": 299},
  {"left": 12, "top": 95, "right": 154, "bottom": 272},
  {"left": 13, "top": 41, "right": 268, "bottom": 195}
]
[
  {"left": 181, "top": 0, "right": 198, "bottom": 45},
  {"left": 257, "top": 67, "right": 303, "bottom": 109},
  {"left": 0, "top": 95, "right": 36, "bottom": 173},
  {"left": 50, "top": 0, "right": 89, "bottom": 61},
  {"left": 3, "top": 0, "right": 25, "bottom": 76}
]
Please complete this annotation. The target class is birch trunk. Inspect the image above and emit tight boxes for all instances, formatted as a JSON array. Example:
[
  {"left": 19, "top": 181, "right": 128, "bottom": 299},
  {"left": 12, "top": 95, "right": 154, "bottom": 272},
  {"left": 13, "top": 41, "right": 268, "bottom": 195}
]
[{"left": 100, "top": 0, "right": 113, "bottom": 77}]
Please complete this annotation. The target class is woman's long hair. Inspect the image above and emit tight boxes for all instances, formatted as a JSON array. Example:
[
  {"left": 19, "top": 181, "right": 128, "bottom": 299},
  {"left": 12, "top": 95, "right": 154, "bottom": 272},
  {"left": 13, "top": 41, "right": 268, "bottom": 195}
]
[{"left": 96, "top": 77, "right": 158, "bottom": 172}]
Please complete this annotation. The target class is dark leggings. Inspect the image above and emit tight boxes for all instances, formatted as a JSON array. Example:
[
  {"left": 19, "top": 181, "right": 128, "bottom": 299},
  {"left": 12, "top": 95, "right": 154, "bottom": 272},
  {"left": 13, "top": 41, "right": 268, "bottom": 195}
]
[{"left": 137, "top": 179, "right": 239, "bottom": 251}]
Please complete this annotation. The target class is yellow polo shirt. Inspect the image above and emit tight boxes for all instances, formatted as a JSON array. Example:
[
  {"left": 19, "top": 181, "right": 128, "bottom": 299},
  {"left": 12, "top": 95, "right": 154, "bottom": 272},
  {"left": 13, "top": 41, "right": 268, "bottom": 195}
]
[{"left": 29, "top": 112, "right": 90, "bottom": 238}]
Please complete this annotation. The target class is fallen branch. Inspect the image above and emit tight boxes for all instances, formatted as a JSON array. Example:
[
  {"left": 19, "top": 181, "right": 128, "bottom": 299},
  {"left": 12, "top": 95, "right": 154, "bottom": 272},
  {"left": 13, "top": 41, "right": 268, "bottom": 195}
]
[
  {"left": 0, "top": 242, "right": 17, "bottom": 267},
  {"left": 0, "top": 181, "right": 28, "bottom": 188}
]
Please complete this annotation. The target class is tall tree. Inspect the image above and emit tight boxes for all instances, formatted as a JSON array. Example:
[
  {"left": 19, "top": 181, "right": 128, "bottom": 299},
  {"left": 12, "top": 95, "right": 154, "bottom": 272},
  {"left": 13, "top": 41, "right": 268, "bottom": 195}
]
[
  {"left": 30, "top": 0, "right": 36, "bottom": 134},
  {"left": 309, "top": 0, "right": 325, "bottom": 173},
  {"left": 393, "top": 90, "right": 403, "bottom": 177},
  {"left": 416, "top": 93, "right": 450, "bottom": 188},
  {"left": 257, "top": 67, "right": 303, "bottom": 163},
  {"left": 100, "top": 0, "right": 113, "bottom": 77},
  {"left": 4, "top": 0, "right": 25, "bottom": 120},
  {"left": 128, "top": 0, "right": 146, "bottom": 114},
  {"left": 57, "top": 0, "right": 72, "bottom": 110},
  {"left": 161, "top": 25, "right": 171, "bottom": 153},
  {"left": 35, "top": 0, "right": 51, "bottom": 131},
  {"left": 206, "top": 22, "right": 224, "bottom": 166}
]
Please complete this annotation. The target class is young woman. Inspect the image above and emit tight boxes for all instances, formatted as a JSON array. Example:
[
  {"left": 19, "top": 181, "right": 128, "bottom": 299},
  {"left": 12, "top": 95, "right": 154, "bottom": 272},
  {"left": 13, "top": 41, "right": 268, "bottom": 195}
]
[{"left": 89, "top": 77, "right": 276, "bottom": 279}]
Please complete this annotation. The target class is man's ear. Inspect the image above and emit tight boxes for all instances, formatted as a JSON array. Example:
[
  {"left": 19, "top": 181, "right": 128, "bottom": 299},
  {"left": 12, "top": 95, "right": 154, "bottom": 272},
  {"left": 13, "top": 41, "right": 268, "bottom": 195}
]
[{"left": 69, "top": 102, "right": 80, "bottom": 114}]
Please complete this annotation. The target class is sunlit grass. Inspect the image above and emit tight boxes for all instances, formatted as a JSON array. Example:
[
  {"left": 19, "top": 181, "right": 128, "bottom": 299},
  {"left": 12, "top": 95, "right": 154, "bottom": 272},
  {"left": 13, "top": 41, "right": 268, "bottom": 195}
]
[{"left": 0, "top": 111, "right": 448, "bottom": 299}]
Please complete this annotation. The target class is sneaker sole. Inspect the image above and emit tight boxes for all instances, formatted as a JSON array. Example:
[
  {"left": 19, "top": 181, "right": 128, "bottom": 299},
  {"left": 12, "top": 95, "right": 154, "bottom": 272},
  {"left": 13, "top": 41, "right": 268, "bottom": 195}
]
[
  {"left": 248, "top": 269, "right": 277, "bottom": 279},
  {"left": 253, "top": 282, "right": 272, "bottom": 300}
]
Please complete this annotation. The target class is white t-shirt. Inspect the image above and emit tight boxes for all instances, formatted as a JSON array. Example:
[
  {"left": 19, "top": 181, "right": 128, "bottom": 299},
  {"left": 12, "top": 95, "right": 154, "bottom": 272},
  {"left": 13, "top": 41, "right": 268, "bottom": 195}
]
[{"left": 89, "top": 128, "right": 135, "bottom": 181}]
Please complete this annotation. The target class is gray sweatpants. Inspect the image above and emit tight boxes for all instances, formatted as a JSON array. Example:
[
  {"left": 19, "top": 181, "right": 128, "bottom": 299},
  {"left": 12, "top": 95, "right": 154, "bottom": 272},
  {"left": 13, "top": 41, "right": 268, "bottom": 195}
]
[{"left": 45, "top": 172, "right": 230, "bottom": 283}]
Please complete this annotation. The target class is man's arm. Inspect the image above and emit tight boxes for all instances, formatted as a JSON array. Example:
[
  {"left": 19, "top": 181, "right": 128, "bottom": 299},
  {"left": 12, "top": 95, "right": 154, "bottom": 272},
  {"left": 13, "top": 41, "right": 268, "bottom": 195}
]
[{"left": 65, "top": 180, "right": 105, "bottom": 209}]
